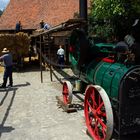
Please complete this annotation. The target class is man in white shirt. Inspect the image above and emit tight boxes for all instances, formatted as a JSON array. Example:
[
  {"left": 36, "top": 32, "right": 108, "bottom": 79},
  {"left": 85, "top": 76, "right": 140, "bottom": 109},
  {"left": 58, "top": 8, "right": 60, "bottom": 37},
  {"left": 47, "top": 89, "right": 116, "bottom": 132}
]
[{"left": 57, "top": 45, "right": 64, "bottom": 68}]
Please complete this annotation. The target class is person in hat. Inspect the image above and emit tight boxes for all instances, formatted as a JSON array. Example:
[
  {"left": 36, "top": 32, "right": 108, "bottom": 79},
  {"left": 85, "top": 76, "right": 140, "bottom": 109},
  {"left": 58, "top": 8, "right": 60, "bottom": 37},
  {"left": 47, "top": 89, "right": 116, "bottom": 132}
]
[{"left": 0, "top": 48, "right": 13, "bottom": 88}]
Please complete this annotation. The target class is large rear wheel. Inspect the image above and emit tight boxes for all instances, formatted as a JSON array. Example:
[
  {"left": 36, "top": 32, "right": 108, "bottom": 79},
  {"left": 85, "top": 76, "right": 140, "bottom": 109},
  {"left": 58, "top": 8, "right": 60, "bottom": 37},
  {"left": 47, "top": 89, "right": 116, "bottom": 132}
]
[{"left": 84, "top": 85, "right": 113, "bottom": 140}]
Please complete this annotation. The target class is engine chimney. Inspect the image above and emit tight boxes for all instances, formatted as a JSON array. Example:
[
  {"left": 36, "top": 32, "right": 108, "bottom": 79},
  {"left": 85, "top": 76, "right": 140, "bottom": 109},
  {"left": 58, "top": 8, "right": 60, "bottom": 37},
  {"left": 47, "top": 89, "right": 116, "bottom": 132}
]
[{"left": 79, "top": 0, "right": 87, "bottom": 20}]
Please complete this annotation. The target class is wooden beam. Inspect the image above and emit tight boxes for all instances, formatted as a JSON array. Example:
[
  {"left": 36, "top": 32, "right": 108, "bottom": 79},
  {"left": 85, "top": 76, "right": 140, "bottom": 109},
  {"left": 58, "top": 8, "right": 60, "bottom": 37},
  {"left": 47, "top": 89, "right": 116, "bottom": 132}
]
[{"left": 40, "top": 35, "right": 43, "bottom": 83}]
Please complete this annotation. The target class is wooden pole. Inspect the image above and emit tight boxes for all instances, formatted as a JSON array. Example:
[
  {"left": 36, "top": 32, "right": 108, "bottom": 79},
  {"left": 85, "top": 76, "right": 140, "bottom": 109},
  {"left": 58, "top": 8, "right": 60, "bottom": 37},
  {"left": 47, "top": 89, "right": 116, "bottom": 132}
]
[
  {"left": 48, "top": 34, "right": 53, "bottom": 81},
  {"left": 40, "top": 35, "right": 43, "bottom": 83}
]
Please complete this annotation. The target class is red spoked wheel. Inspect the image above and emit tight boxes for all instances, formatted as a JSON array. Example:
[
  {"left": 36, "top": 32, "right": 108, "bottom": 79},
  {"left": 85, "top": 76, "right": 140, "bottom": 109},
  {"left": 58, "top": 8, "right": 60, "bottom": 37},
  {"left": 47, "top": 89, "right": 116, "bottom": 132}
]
[
  {"left": 62, "top": 81, "right": 73, "bottom": 105},
  {"left": 84, "top": 85, "right": 113, "bottom": 140}
]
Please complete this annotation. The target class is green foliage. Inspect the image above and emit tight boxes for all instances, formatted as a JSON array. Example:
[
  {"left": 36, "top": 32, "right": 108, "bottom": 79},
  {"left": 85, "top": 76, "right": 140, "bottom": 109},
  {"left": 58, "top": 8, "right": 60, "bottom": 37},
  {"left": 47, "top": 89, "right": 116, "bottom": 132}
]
[
  {"left": 92, "top": 24, "right": 113, "bottom": 39},
  {"left": 90, "top": 0, "right": 124, "bottom": 20},
  {"left": 89, "top": 0, "right": 140, "bottom": 40},
  {"left": 0, "top": 10, "right": 3, "bottom": 16}
]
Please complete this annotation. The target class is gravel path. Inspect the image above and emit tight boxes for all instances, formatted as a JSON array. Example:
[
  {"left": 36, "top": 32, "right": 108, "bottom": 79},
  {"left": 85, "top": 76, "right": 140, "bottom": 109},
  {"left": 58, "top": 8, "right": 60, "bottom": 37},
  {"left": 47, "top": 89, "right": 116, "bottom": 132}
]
[{"left": 0, "top": 67, "right": 91, "bottom": 140}]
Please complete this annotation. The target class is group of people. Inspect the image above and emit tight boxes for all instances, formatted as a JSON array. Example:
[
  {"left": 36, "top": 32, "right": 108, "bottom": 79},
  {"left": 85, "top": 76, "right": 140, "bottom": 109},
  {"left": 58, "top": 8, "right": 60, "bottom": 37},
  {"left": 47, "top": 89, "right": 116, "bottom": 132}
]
[
  {"left": 40, "top": 20, "right": 65, "bottom": 67},
  {"left": 15, "top": 20, "right": 51, "bottom": 33},
  {"left": 0, "top": 46, "right": 65, "bottom": 88},
  {"left": 0, "top": 19, "right": 57, "bottom": 88},
  {"left": 0, "top": 18, "right": 139, "bottom": 88},
  {"left": 0, "top": 45, "right": 65, "bottom": 88},
  {"left": 40, "top": 20, "right": 51, "bottom": 30}
]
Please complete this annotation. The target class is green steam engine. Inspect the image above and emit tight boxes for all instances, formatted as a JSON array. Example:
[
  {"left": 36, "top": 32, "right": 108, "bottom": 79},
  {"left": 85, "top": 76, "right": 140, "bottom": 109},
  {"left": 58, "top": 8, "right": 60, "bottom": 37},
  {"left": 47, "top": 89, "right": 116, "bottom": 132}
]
[{"left": 62, "top": 29, "right": 140, "bottom": 140}]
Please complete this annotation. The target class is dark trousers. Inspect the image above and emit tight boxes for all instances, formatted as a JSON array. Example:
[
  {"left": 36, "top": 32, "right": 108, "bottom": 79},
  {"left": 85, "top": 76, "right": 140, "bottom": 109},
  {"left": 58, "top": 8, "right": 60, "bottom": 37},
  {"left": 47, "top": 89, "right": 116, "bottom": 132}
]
[
  {"left": 2, "top": 66, "right": 13, "bottom": 87},
  {"left": 58, "top": 55, "right": 64, "bottom": 66}
]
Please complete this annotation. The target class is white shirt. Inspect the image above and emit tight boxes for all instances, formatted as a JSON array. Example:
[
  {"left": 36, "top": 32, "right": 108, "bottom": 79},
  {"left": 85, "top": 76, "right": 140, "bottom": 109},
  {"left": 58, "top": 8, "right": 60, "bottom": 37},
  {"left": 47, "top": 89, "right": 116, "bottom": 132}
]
[
  {"left": 44, "top": 23, "right": 51, "bottom": 30},
  {"left": 57, "top": 48, "right": 64, "bottom": 56}
]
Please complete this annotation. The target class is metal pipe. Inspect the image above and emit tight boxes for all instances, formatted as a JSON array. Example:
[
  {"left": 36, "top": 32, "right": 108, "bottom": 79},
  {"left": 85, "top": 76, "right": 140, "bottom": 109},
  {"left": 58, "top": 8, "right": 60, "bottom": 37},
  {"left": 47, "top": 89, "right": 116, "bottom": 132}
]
[
  {"left": 40, "top": 35, "right": 43, "bottom": 83},
  {"left": 79, "top": 0, "right": 87, "bottom": 20}
]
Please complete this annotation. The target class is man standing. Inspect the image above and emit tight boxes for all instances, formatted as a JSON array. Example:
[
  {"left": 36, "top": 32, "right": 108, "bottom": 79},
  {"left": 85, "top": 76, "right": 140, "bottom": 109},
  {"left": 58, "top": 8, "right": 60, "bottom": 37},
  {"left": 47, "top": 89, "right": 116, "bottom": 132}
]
[
  {"left": 15, "top": 21, "right": 22, "bottom": 33},
  {"left": 40, "top": 20, "right": 45, "bottom": 29},
  {"left": 57, "top": 45, "right": 65, "bottom": 68},
  {"left": 0, "top": 48, "right": 13, "bottom": 88}
]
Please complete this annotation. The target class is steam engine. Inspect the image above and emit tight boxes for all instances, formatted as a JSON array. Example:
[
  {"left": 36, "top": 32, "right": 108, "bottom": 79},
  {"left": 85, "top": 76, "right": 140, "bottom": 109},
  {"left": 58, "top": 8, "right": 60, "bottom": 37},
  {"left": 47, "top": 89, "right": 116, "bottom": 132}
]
[{"left": 64, "top": 29, "right": 140, "bottom": 140}]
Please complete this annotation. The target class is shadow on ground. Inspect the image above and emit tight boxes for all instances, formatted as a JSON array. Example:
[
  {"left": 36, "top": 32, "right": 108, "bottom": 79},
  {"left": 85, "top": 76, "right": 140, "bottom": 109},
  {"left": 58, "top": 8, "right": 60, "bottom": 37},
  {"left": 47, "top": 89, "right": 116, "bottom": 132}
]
[{"left": 0, "top": 88, "right": 17, "bottom": 137}]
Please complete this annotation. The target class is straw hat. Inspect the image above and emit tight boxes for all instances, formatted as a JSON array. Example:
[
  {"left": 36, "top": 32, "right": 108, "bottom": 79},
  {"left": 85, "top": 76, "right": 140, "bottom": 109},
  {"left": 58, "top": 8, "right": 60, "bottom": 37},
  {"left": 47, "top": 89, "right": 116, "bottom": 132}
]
[{"left": 2, "top": 48, "right": 9, "bottom": 53}]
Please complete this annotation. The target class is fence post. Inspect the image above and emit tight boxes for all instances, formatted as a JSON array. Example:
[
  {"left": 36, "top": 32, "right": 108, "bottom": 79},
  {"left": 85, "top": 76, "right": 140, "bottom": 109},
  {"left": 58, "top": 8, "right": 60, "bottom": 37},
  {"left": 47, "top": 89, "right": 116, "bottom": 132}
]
[
  {"left": 40, "top": 34, "right": 43, "bottom": 83},
  {"left": 48, "top": 34, "right": 53, "bottom": 81}
]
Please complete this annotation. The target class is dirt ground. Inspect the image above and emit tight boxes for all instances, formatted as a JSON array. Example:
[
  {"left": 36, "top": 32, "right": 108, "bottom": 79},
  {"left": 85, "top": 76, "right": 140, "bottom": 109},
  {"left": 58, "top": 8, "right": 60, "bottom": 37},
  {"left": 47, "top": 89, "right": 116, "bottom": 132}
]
[{"left": 0, "top": 60, "right": 92, "bottom": 140}]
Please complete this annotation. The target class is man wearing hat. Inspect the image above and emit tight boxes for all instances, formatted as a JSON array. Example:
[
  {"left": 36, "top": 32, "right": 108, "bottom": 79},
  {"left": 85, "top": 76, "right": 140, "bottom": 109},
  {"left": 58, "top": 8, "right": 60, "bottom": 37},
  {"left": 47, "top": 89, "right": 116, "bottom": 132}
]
[{"left": 0, "top": 48, "right": 13, "bottom": 88}]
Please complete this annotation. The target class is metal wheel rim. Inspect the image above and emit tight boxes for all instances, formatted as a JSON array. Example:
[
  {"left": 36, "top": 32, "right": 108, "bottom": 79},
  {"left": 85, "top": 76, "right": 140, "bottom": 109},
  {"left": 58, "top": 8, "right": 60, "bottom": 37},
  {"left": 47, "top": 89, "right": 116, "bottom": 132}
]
[
  {"left": 62, "top": 81, "right": 73, "bottom": 104},
  {"left": 84, "top": 85, "right": 113, "bottom": 140}
]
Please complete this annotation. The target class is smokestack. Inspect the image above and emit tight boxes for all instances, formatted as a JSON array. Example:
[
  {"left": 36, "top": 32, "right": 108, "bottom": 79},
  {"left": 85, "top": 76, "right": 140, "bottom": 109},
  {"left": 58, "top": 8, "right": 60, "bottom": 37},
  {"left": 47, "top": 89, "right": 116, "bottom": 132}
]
[{"left": 79, "top": 0, "right": 87, "bottom": 20}]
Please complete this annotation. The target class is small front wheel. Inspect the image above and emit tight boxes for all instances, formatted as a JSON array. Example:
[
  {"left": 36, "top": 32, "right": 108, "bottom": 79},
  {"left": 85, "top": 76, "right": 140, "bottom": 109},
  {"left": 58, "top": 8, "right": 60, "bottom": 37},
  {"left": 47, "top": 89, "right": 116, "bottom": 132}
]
[{"left": 62, "top": 81, "right": 73, "bottom": 104}]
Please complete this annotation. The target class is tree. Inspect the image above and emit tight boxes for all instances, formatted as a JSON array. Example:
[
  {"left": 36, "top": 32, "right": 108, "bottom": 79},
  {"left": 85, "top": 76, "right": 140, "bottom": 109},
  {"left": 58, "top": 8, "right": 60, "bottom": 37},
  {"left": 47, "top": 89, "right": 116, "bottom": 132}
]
[
  {"left": 0, "top": 10, "right": 3, "bottom": 16},
  {"left": 89, "top": 0, "right": 140, "bottom": 40},
  {"left": 90, "top": 0, "right": 124, "bottom": 20}
]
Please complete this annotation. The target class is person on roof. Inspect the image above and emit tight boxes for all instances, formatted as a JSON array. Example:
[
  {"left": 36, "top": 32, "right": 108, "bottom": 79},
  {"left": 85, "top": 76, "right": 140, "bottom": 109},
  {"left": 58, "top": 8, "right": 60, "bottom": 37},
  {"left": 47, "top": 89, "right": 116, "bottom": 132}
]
[
  {"left": 44, "top": 23, "right": 51, "bottom": 30},
  {"left": 15, "top": 21, "right": 22, "bottom": 33},
  {"left": 40, "top": 20, "right": 45, "bottom": 29}
]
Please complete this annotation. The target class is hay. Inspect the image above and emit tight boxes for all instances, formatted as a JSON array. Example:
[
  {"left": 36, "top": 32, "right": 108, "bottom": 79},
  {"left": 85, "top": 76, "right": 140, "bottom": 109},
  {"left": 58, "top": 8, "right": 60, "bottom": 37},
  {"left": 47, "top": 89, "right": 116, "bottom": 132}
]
[{"left": 0, "top": 32, "right": 30, "bottom": 61}]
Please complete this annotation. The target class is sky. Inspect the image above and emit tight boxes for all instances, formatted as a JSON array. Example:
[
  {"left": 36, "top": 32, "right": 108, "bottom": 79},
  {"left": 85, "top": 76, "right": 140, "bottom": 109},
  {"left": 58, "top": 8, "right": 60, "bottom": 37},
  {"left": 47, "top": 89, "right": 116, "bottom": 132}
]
[{"left": 0, "top": 0, "right": 10, "bottom": 10}]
